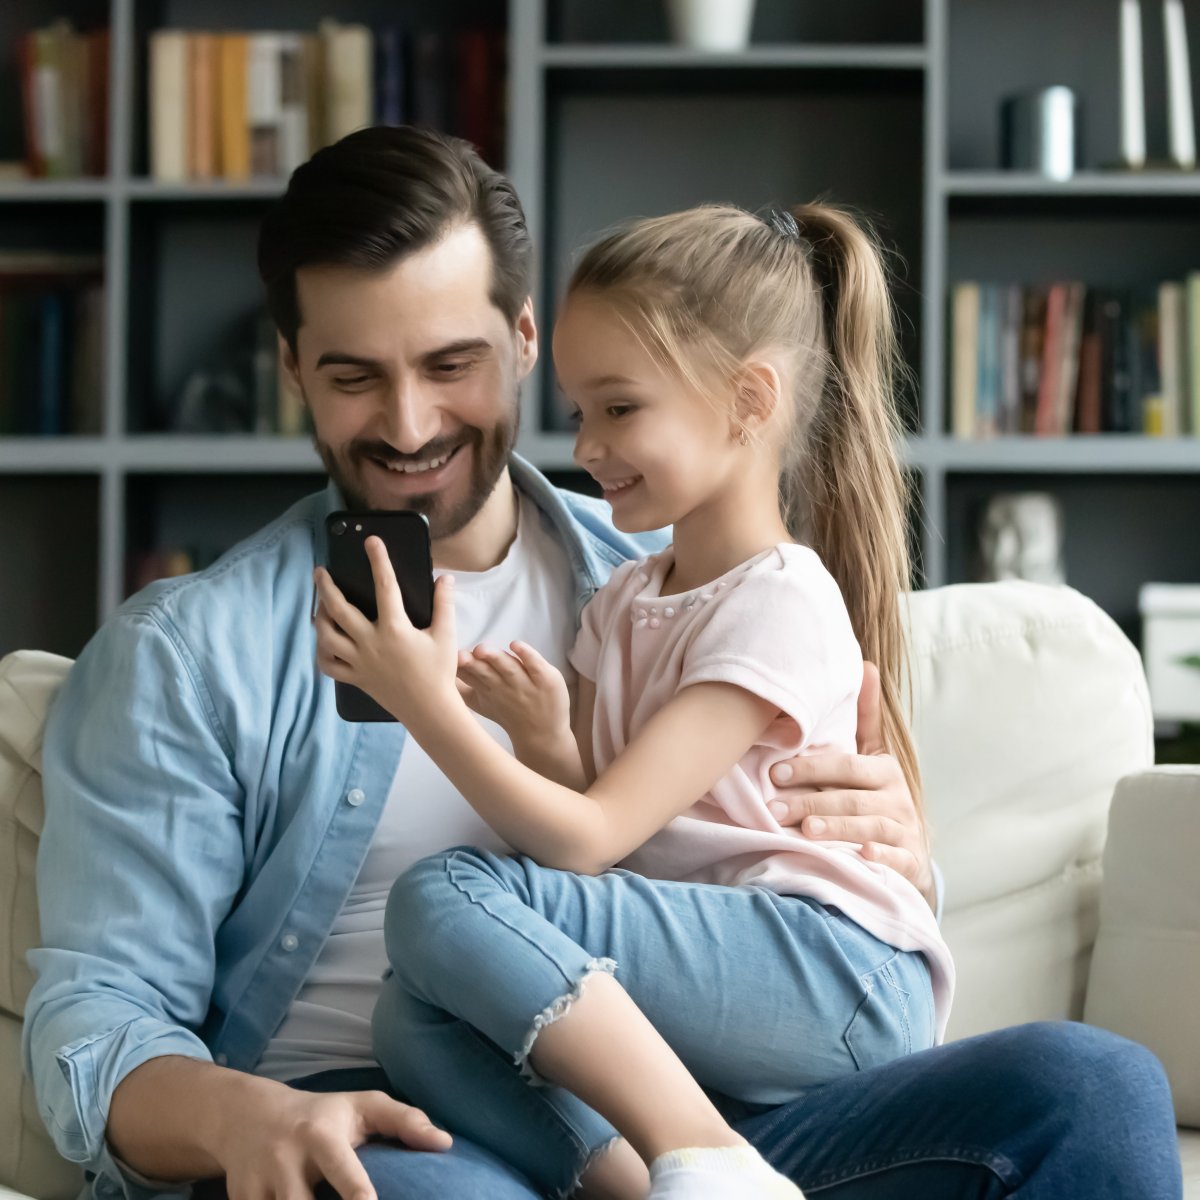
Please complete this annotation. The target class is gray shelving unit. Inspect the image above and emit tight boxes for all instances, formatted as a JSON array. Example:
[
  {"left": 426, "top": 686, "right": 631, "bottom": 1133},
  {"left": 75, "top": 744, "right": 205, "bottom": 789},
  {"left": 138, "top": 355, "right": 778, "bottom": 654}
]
[{"left": 4, "top": 0, "right": 1200, "bottom": 659}]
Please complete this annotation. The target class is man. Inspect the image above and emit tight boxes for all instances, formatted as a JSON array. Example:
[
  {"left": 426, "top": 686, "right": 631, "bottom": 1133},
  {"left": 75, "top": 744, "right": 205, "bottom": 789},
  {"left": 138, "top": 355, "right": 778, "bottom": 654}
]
[{"left": 24, "top": 127, "right": 1179, "bottom": 1200}]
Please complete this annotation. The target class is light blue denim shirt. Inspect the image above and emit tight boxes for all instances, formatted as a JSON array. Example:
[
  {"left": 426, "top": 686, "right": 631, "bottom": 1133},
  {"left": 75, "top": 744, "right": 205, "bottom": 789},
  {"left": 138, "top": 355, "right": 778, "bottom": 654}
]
[{"left": 23, "top": 456, "right": 668, "bottom": 1200}]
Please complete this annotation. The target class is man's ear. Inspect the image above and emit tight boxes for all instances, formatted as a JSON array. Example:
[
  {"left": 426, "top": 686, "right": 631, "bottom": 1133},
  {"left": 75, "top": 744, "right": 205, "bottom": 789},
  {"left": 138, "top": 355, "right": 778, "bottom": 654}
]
[
  {"left": 278, "top": 334, "right": 305, "bottom": 401},
  {"left": 514, "top": 296, "right": 539, "bottom": 380},
  {"left": 734, "top": 360, "right": 782, "bottom": 432}
]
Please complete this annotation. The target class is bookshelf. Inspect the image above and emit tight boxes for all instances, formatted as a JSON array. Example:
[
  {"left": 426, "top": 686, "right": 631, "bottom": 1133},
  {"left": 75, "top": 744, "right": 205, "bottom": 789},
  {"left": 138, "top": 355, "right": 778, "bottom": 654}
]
[{"left": 2, "top": 0, "right": 1200, "bottom": 661}]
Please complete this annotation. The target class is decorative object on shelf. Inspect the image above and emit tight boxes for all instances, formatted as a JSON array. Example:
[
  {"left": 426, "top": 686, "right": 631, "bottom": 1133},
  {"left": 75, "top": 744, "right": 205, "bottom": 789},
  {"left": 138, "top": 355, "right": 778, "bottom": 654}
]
[
  {"left": 1139, "top": 582, "right": 1200, "bottom": 722},
  {"left": 16, "top": 20, "right": 110, "bottom": 179},
  {"left": 1163, "top": 0, "right": 1196, "bottom": 169},
  {"left": 1120, "top": 0, "right": 1148, "bottom": 167},
  {"left": 1000, "top": 87, "right": 1079, "bottom": 180},
  {"left": 664, "top": 0, "right": 756, "bottom": 51},
  {"left": 977, "top": 492, "right": 1066, "bottom": 586}
]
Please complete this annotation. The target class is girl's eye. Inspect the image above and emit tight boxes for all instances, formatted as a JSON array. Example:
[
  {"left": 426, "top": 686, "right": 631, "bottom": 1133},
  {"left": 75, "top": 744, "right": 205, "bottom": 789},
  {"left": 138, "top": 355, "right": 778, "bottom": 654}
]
[
  {"left": 607, "top": 404, "right": 635, "bottom": 419},
  {"left": 566, "top": 409, "right": 583, "bottom": 426}
]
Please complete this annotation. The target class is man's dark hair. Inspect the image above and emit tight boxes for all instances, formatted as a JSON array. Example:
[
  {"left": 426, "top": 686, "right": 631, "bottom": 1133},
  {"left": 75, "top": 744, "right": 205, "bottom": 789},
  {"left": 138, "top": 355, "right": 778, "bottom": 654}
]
[{"left": 257, "top": 126, "right": 533, "bottom": 352}]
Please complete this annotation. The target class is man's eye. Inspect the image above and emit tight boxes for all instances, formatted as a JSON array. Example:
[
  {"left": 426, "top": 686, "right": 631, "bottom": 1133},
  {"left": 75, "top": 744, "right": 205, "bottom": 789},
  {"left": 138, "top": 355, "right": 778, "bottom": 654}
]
[
  {"left": 335, "top": 376, "right": 370, "bottom": 388},
  {"left": 435, "top": 361, "right": 469, "bottom": 376}
]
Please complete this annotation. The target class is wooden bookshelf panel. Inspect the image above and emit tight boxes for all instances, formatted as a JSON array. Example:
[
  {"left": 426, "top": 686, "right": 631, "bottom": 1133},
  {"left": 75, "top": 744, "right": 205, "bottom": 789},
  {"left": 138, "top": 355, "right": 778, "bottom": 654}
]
[
  {"left": 123, "top": 470, "right": 322, "bottom": 594},
  {"left": 548, "top": 0, "right": 922, "bottom": 46},
  {"left": 945, "top": 471, "right": 1200, "bottom": 643},
  {"left": 542, "top": 72, "right": 924, "bottom": 433},
  {"left": 947, "top": 0, "right": 1200, "bottom": 172},
  {"left": 0, "top": 473, "right": 100, "bottom": 657}
]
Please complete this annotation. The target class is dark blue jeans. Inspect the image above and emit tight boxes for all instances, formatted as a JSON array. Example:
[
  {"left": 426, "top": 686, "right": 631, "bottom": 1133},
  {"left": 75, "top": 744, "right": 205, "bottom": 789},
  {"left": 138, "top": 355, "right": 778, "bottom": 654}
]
[{"left": 286, "top": 1020, "right": 1181, "bottom": 1198}]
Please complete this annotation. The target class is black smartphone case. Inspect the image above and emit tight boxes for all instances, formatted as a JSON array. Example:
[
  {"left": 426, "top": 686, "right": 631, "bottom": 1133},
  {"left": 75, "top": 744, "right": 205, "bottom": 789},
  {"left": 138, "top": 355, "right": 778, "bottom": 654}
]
[{"left": 324, "top": 510, "right": 434, "bottom": 722}]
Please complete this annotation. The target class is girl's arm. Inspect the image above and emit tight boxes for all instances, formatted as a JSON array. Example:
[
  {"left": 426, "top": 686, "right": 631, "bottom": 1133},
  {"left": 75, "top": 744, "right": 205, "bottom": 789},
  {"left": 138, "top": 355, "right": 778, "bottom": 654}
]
[
  {"left": 313, "top": 544, "right": 777, "bottom": 874},
  {"left": 410, "top": 678, "right": 777, "bottom": 875}
]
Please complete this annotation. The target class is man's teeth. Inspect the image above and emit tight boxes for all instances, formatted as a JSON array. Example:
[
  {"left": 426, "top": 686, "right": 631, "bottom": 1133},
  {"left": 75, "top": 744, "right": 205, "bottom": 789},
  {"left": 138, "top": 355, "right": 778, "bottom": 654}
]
[{"left": 384, "top": 450, "right": 453, "bottom": 474}]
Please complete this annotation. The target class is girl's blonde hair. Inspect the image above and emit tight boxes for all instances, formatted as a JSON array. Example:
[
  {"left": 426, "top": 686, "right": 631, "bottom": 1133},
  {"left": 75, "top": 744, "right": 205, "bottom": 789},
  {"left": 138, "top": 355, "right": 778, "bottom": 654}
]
[{"left": 567, "top": 202, "right": 924, "bottom": 822}]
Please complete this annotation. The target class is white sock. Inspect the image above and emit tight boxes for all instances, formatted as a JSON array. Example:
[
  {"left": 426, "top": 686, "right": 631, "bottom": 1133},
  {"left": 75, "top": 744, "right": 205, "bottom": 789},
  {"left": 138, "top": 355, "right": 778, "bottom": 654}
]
[{"left": 647, "top": 1145, "right": 806, "bottom": 1199}]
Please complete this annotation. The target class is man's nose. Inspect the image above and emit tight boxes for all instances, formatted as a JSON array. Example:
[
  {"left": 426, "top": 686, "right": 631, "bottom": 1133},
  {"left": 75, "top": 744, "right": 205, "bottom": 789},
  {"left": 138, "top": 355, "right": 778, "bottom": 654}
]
[{"left": 381, "top": 378, "right": 441, "bottom": 453}]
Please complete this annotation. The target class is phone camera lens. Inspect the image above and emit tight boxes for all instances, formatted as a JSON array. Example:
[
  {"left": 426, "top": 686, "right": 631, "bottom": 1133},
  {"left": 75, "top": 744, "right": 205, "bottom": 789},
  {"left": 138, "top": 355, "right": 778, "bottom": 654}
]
[{"left": 330, "top": 520, "right": 347, "bottom": 536}]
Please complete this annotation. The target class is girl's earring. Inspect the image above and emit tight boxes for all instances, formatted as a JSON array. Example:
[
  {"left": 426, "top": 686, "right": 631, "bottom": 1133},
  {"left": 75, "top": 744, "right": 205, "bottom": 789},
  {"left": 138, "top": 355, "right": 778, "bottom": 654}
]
[{"left": 737, "top": 428, "right": 749, "bottom": 447}]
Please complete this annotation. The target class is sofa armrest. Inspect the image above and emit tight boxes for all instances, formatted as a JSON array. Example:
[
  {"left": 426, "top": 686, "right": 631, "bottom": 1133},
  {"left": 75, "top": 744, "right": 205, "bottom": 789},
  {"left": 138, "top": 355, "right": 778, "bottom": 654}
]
[{"left": 1084, "top": 766, "right": 1200, "bottom": 1128}]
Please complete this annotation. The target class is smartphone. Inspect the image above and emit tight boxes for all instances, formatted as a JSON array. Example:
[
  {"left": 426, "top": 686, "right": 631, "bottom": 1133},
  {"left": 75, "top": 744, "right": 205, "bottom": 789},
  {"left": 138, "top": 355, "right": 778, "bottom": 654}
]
[{"left": 324, "top": 510, "right": 434, "bottom": 722}]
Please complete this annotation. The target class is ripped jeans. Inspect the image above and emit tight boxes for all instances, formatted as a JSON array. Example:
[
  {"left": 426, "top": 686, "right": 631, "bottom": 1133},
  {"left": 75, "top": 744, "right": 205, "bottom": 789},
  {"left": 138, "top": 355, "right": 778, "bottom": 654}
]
[{"left": 372, "top": 847, "right": 935, "bottom": 1200}]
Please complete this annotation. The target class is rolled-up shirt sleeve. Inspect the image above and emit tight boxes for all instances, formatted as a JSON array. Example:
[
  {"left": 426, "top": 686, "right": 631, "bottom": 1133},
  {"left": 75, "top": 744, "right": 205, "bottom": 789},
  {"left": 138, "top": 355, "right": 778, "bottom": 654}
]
[{"left": 22, "top": 608, "right": 246, "bottom": 1192}]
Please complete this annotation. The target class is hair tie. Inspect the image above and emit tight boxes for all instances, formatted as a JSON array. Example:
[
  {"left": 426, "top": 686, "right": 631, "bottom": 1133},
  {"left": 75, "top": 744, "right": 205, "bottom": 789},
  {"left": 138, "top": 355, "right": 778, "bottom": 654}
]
[{"left": 764, "top": 207, "right": 804, "bottom": 245}]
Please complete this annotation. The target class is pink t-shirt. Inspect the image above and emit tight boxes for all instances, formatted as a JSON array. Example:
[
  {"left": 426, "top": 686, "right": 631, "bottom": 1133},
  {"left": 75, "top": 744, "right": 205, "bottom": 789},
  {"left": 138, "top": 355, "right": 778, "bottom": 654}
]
[{"left": 568, "top": 543, "right": 955, "bottom": 1040}]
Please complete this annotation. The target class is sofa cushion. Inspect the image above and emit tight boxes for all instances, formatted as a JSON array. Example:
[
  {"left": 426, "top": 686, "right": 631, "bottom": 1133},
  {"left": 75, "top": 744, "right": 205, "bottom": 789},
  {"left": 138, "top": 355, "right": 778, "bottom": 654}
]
[
  {"left": 1084, "top": 767, "right": 1200, "bottom": 1128},
  {"left": 904, "top": 581, "right": 1153, "bottom": 1038},
  {"left": 0, "top": 651, "right": 82, "bottom": 1200}
]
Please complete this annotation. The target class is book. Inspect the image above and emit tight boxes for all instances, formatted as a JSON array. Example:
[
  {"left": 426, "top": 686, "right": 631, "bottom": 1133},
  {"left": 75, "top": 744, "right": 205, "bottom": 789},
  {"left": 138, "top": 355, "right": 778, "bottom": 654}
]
[
  {"left": 69, "top": 282, "right": 106, "bottom": 435},
  {"left": 31, "top": 25, "right": 67, "bottom": 178},
  {"left": 278, "top": 34, "right": 311, "bottom": 177},
  {"left": 1158, "top": 281, "right": 1187, "bottom": 436},
  {"left": 975, "top": 284, "right": 999, "bottom": 438},
  {"left": 1187, "top": 272, "right": 1200, "bottom": 436},
  {"left": 411, "top": 30, "right": 450, "bottom": 133},
  {"left": 1074, "top": 292, "right": 1103, "bottom": 435},
  {"left": 374, "top": 26, "right": 407, "bottom": 127},
  {"left": 218, "top": 34, "right": 250, "bottom": 181},
  {"left": 1055, "top": 282, "right": 1087, "bottom": 434},
  {"left": 187, "top": 32, "right": 218, "bottom": 181},
  {"left": 950, "top": 282, "right": 980, "bottom": 438},
  {"left": 84, "top": 30, "right": 110, "bottom": 177},
  {"left": 999, "top": 284, "right": 1023, "bottom": 434},
  {"left": 321, "top": 21, "right": 373, "bottom": 143},
  {"left": 248, "top": 33, "right": 283, "bottom": 178},
  {"left": 1035, "top": 284, "right": 1067, "bottom": 435},
  {"left": 1018, "top": 287, "right": 1046, "bottom": 433},
  {"left": 150, "top": 30, "right": 188, "bottom": 182}
]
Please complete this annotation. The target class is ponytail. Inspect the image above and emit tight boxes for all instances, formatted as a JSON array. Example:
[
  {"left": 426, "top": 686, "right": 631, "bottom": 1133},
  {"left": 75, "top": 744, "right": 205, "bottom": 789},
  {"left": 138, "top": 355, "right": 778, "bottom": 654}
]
[{"left": 785, "top": 204, "right": 924, "bottom": 821}]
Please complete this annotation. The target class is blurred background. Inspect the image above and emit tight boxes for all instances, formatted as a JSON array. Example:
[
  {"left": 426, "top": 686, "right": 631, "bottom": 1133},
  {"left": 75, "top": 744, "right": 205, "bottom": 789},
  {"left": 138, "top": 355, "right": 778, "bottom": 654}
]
[{"left": 2, "top": 0, "right": 1200, "bottom": 753}]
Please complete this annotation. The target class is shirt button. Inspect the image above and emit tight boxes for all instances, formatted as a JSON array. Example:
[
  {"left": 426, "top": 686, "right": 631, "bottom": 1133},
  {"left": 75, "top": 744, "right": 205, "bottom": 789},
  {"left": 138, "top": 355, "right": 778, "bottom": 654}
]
[
  {"left": 346, "top": 788, "right": 365, "bottom": 807},
  {"left": 281, "top": 933, "right": 299, "bottom": 952},
  {"left": 664, "top": 607, "right": 675, "bottom": 617},
  {"left": 649, "top": 618, "right": 661, "bottom": 629}
]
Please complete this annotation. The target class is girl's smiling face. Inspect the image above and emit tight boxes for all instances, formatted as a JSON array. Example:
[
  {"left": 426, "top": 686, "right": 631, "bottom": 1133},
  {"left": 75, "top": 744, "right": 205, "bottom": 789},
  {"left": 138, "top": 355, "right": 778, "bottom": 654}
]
[{"left": 552, "top": 292, "right": 747, "bottom": 535}]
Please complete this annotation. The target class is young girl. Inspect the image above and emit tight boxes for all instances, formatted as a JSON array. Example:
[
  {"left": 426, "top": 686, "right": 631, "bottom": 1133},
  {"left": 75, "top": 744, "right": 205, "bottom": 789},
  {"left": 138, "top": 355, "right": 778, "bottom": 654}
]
[{"left": 313, "top": 202, "right": 954, "bottom": 1200}]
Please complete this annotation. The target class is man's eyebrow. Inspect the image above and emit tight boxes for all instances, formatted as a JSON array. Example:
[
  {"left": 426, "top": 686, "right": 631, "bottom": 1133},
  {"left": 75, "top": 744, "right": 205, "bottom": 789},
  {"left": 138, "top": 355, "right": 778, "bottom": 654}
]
[
  {"left": 314, "top": 339, "right": 493, "bottom": 370},
  {"left": 421, "top": 338, "right": 493, "bottom": 361},
  {"left": 315, "top": 352, "right": 382, "bottom": 370}
]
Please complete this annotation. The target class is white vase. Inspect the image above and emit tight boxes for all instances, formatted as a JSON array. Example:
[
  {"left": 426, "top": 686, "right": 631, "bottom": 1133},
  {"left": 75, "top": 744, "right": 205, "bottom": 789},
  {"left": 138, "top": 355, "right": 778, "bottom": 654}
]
[{"left": 665, "top": 0, "right": 757, "bottom": 51}]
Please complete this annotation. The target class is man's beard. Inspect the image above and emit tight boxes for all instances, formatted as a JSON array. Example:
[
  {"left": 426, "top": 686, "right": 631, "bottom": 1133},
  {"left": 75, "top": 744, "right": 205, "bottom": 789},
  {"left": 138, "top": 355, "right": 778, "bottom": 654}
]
[{"left": 312, "top": 393, "right": 520, "bottom": 541}]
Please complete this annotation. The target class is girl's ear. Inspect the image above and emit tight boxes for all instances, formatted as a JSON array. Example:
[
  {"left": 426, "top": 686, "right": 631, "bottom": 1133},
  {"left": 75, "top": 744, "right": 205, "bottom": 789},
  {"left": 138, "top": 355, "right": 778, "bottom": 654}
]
[{"left": 733, "top": 360, "right": 783, "bottom": 433}]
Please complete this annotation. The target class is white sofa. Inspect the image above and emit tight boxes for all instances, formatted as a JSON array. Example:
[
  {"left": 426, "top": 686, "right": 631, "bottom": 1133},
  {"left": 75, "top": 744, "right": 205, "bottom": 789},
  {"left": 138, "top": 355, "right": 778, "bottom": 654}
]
[{"left": 1, "top": 580, "right": 1196, "bottom": 1198}]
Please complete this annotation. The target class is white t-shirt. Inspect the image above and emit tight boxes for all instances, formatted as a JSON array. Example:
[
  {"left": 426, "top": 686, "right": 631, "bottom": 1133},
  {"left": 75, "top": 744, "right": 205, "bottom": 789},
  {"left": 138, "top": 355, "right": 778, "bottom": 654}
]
[{"left": 256, "top": 491, "right": 576, "bottom": 1082}]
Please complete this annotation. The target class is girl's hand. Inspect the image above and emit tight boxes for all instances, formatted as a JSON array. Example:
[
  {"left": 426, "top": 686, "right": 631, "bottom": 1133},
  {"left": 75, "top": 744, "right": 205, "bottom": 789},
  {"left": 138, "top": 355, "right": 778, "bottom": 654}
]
[
  {"left": 313, "top": 536, "right": 460, "bottom": 728},
  {"left": 457, "top": 640, "right": 572, "bottom": 751}
]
